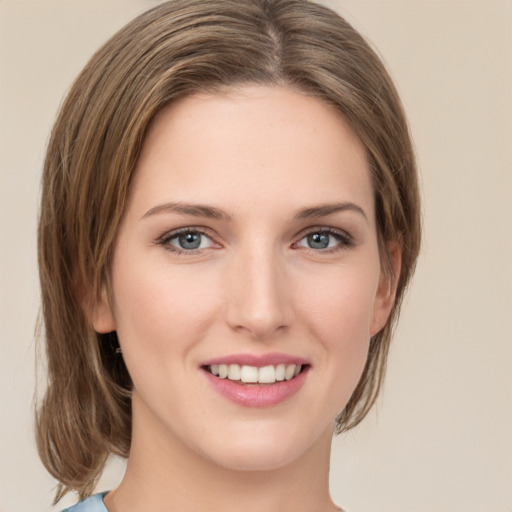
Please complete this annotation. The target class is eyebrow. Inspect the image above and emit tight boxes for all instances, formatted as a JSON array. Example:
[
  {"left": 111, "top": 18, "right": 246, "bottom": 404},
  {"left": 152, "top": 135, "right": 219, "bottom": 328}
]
[
  {"left": 141, "top": 201, "right": 367, "bottom": 222},
  {"left": 295, "top": 202, "right": 368, "bottom": 222},
  {"left": 142, "top": 202, "right": 231, "bottom": 221}
]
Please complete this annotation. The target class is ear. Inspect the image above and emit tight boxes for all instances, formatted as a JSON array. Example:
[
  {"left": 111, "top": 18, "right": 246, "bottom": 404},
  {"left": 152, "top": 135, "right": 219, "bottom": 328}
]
[
  {"left": 370, "top": 241, "right": 402, "bottom": 337},
  {"left": 83, "top": 285, "right": 117, "bottom": 334}
]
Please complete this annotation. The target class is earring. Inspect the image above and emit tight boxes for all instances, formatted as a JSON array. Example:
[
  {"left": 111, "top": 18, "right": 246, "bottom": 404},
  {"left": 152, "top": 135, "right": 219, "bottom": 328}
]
[{"left": 110, "top": 331, "right": 122, "bottom": 354}]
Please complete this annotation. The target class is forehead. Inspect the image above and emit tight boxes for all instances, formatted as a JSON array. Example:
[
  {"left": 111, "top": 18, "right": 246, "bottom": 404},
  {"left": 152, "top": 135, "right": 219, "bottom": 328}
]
[{"left": 129, "top": 85, "right": 374, "bottom": 220}]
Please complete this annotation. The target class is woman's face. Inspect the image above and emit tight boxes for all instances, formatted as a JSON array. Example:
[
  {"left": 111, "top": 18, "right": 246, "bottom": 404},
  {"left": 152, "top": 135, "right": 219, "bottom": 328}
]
[{"left": 93, "top": 85, "right": 396, "bottom": 471}]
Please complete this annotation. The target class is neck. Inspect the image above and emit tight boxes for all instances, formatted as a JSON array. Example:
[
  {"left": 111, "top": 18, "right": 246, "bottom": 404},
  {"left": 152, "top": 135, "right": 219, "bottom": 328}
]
[{"left": 105, "top": 395, "right": 337, "bottom": 512}]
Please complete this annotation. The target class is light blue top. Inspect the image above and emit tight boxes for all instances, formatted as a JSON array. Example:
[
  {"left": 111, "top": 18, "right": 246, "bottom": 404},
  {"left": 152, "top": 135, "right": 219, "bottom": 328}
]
[{"left": 62, "top": 493, "right": 108, "bottom": 512}]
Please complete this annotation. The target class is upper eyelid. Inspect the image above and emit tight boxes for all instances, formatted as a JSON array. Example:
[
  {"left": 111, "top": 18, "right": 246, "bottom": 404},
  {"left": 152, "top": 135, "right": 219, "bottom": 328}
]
[
  {"left": 158, "top": 226, "right": 215, "bottom": 241},
  {"left": 296, "top": 225, "right": 353, "bottom": 240}
]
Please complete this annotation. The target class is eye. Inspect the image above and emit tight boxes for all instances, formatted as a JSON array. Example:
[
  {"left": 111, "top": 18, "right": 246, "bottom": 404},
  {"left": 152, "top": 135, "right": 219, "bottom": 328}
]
[
  {"left": 295, "top": 229, "right": 353, "bottom": 251},
  {"left": 159, "top": 229, "right": 217, "bottom": 252}
]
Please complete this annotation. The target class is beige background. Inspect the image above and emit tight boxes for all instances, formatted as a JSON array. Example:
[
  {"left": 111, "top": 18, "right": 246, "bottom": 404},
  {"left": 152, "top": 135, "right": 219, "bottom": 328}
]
[{"left": 1, "top": 1, "right": 511, "bottom": 511}]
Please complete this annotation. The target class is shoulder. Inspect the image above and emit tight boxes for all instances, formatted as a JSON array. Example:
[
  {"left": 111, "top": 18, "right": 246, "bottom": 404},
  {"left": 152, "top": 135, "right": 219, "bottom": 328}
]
[{"left": 61, "top": 493, "right": 109, "bottom": 512}]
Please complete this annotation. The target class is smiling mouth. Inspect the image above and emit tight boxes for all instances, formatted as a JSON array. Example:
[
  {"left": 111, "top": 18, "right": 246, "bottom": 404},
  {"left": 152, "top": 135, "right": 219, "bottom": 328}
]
[{"left": 203, "top": 363, "right": 308, "bottom": 385}]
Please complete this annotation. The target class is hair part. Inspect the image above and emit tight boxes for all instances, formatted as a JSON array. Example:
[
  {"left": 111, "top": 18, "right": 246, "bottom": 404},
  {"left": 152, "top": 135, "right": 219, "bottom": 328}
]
[{"left": 37, "top": 0, "right": 421, "bottom": 500}]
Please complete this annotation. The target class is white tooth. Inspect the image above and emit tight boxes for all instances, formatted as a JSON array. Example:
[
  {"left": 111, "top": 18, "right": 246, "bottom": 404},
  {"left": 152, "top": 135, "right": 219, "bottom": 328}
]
[
  {"left": 218, "top": 364, "right": 228, "bottom": 379},
  {"left": 275, "top": 364, "right": 285, "bottom": 381},
  {"left": 258, "top": 365, "right": 276, "bottom": 384},
  {"left": 284, "top": 364, "right": 296, "bottom": 380},
  {"left": 240, "top": 365, "right": 258, "bottom": 383},
  {"left": 210, "top": 364, "right": 219, "bottom": 376},
  {"left": 294, "top": 364, "right": 302, "bottom": 377},
  {"left": 228, "top": 364, "right": 241, "bottom": 381}
]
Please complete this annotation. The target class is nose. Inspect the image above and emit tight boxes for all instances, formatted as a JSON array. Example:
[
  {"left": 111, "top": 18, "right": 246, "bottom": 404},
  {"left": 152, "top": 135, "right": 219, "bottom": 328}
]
[{"left": 224, "top": 244, "right": 293, "bottom": 340}]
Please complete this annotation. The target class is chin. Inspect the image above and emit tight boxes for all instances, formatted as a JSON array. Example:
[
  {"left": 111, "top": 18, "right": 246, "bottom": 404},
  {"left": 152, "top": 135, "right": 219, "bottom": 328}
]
[
  {"left": 207, "top": 446, "right": 303, "bottom": 473},
  {"left": 194, "top": 420, "right": 329, "bottom": 472}
]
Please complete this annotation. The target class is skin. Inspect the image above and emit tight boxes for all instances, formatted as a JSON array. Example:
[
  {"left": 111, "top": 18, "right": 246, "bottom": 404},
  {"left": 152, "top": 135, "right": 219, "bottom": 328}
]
[{"left": 92, "top": 85, "right": 399, "bottom": 512}]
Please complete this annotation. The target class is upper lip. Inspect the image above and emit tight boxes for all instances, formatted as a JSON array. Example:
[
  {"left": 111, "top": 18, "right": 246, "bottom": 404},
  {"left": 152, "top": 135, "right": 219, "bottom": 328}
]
[{"left": 201, "top": 352, "right": 310, "bottom": 368}]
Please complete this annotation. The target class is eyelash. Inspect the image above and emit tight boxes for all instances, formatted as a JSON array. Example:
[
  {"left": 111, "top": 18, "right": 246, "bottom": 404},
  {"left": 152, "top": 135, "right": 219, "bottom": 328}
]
[
  {"left": 156, "top": 226, "right": 354, "bottom": 255},
  {"left": 294, "top": 227, "right": 355, "bottom": 254},
  {"left": 156, "top": 227, "right": 217, "bottom": 256}
]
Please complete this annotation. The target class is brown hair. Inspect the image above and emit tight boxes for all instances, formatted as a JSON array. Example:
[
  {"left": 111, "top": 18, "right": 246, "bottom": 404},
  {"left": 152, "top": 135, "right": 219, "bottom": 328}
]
[{"left": 36, "top": 0, "right": 421, "bottom": 501}]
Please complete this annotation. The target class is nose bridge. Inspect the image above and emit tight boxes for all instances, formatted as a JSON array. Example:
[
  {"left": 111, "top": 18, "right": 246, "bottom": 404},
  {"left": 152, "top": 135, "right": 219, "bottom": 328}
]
[{"left": 225, "top": 239, "right": 291, "bottom": 339}]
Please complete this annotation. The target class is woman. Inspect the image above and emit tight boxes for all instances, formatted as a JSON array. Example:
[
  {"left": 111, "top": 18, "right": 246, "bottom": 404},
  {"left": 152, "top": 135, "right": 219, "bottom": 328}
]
[{"left": 36, "top": 1, "right": 421, "bottom": 511}]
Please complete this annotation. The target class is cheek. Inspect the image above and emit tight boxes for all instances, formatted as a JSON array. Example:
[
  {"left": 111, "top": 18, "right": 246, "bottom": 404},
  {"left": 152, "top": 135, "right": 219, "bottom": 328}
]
[
  {"left": 296, "top": 261, "right": 379, "bottom": 339},
  {"left": 294, "top": 260, "right": 379, "bottom": 382},
  {"left": 111, "top": 259, "right": 221, "bottom": 372}
]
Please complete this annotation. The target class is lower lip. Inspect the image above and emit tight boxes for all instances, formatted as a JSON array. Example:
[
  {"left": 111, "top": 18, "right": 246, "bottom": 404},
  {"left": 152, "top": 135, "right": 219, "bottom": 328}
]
[{"left": 203, "top": 369, "right": 308, "bottom": 408}]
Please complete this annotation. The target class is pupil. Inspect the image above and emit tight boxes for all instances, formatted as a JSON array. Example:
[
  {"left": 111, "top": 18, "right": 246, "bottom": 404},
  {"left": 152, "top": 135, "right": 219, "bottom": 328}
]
[
  {"left": 179, "top": 232, "right": 201, "bottom": 249},
  {"left": 308, "top": 232, "right": 329, "bottom": 249}
]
